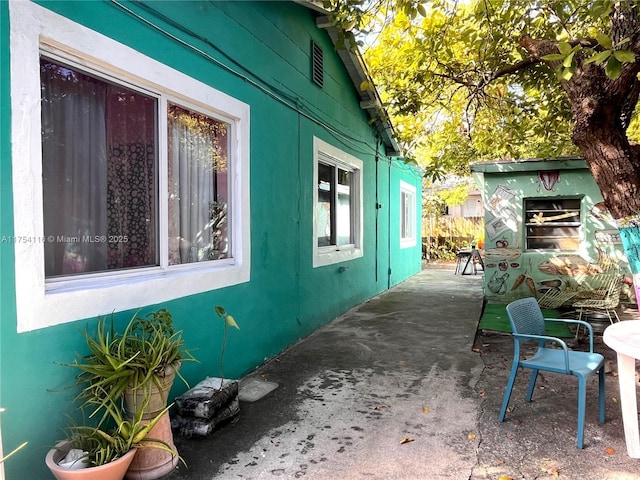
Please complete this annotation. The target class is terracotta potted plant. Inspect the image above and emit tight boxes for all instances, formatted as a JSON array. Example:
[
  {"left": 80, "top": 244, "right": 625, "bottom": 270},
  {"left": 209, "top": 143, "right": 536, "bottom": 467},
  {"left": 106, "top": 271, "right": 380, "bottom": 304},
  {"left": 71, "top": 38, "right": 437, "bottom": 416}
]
[
  {"left": 45, "top": 393, "right": 172, "bottom": 480},
  {"left": 67, "top": 308, "right": 196, "bottom": 479}
]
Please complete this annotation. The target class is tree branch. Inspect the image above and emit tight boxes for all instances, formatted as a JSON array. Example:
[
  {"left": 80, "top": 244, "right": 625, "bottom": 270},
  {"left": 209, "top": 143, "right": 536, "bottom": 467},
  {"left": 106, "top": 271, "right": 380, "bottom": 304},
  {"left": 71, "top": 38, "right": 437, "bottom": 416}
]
[
  {"left": 484, "top": 57, "right": 539, "bottom": 82},
  {"left": 441, "top": 35, "right": 599, "bottom": 93}
]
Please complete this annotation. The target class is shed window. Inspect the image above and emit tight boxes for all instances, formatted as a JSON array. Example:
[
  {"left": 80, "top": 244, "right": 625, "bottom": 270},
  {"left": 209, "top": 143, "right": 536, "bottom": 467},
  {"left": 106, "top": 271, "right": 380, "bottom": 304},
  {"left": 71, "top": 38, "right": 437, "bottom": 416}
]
[{"left": 525, "top": 198, "right": 581, "bottom": 251}]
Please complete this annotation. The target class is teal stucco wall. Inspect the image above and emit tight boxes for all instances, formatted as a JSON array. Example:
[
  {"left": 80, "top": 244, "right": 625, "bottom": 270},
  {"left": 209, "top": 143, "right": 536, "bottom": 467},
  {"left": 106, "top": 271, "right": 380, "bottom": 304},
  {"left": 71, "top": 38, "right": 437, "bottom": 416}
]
[
  {"left": 472, "top": 159, "right": 630, "bottom": 304},
  {"left": 0, "top": 2, "right": 422, "bottom": 477},
  {"left": 389, "top": 161, "right": 424, "bottom": 287}
]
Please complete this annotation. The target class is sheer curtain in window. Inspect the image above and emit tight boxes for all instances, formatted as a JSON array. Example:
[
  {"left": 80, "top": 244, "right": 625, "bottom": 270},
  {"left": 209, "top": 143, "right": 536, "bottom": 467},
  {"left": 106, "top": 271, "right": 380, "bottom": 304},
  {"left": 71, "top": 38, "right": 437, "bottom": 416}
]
[
  {"left": 41, "top": 61, "right": 108, "bottom": 276},
  {"left": 168, "top": 104, "right": 229, "bottom": 265}
]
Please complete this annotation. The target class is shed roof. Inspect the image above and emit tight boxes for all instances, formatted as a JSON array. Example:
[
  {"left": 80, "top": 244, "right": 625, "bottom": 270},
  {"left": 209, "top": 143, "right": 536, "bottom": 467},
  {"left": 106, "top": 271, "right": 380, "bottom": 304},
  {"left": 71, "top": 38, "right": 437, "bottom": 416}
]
[{"left": 470, "top": 157, "right": 586, "bottom": 173}]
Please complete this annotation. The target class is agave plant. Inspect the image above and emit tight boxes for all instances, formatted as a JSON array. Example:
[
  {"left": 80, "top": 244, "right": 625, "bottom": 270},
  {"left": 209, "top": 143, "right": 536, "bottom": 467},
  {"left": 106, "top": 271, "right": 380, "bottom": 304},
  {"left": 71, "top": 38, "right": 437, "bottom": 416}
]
[
  {"left": 57, "top": 391, "right": 175, "bottom": 468},
  {"left": 69, "top": 309, "right": 197, "bottom": 421}
]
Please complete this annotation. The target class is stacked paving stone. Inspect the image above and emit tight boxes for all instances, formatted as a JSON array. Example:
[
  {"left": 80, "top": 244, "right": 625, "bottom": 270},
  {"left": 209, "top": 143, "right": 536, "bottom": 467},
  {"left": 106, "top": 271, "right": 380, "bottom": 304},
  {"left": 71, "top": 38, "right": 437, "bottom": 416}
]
[{"left": 171, "top": 376, "right": 240, "bottom": 437}]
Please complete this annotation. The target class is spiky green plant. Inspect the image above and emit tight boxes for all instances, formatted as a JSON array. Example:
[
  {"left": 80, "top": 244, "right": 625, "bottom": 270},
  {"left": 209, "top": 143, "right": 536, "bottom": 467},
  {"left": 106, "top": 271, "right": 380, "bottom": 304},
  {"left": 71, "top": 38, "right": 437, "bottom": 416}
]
[
  {"left": 59, "top": 392, "right": 175, "bottom": 467},
  {"left": 69, "top": 309, "right": 197, "bottom": 422}
]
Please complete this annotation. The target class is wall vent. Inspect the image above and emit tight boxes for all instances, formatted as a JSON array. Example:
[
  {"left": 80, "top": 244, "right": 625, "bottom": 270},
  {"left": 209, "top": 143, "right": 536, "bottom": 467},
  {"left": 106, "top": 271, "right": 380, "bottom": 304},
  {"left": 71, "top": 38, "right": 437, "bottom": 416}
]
[{"left": 311, "top": 41, "right": 324, "bottom": 88}]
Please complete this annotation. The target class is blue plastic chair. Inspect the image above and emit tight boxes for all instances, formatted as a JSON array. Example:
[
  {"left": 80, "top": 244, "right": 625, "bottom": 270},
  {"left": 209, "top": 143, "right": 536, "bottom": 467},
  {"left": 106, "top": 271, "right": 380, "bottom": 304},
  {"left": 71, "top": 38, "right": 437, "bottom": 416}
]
[{"left": 498, "top": 297, "right": 605, "bottom": 448}]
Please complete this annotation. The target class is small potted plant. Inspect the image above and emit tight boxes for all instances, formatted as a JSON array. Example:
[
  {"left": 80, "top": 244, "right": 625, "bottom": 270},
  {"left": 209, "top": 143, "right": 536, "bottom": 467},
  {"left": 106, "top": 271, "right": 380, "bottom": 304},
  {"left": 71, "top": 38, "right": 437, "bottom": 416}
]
[
  {"left": 71, "top": 309, "right": 196, "bottom": 413},
  {"left": 45, "top": 392, "right": 173, "bottom": 480},
  {"left": 66, "top": 308, "right": 196, "bottom": 479}
]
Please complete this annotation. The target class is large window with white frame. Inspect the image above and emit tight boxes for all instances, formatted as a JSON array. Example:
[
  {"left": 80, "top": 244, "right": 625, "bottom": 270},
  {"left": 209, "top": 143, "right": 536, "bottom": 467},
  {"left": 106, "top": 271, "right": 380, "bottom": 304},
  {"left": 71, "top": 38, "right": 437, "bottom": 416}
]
[
  {"left": 41, "top": 57, "right": 232, "bottom": 277},
  {"left": 313, "top": 138, "right": 363, "bottom": 267},
  {"left": 400, "top": 180, "right": 417, "bottom": 248},
  {"left": 10, "top": 2, "right": 250, "bottom": 332}
]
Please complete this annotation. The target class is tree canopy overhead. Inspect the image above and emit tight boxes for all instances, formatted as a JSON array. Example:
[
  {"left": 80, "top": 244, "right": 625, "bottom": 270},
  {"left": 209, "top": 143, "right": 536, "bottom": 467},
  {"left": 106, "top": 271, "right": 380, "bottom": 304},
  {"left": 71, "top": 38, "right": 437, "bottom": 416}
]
[
  {"left": 362, "top": 0, "right": 584, "bottom": 176},
  {"left": 325, "top": 0, "right": 640, "bottom": 221}
]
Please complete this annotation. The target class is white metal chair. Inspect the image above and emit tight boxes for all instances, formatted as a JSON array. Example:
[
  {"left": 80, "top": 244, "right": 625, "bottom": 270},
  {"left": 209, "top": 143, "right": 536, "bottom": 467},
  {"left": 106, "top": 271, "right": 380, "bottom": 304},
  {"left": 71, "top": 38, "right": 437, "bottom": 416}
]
[
  {"left": 572, "top": 273, "right": 622, "bottom": 324},
  {"left": 537, "top": 287, "right": 579, "bottom": 309}
]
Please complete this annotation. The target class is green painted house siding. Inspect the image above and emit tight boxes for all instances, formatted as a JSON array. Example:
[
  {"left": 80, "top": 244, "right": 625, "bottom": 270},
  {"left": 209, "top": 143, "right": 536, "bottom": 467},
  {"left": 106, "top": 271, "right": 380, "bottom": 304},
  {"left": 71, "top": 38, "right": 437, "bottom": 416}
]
[{"left": 0, "top": 1, "right": 421, "bottom": 477}]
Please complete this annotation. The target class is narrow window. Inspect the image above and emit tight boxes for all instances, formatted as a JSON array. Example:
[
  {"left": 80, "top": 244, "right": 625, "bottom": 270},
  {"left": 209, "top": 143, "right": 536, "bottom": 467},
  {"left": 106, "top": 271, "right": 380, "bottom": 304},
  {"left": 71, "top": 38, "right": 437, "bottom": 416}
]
[
  {"left": 336, "top": 168, "right": 353, "bottom": 245},
  {"left": 400, "top": 181, "right": 416, "bottom": 248},
  {"left": 316, "top": 162, "right": 334, "bottom": 247},
  {"left": 316, "top": 162, "right": 354, "bottom": 247},
  {"left": 525, "top": 198, "right": 581, "bottom": 250},
  {"left": 167, "top": 104, "right": 230, "bottom": 265},
  {"left": 313, "top": 138, "right": 362, "bottom": 267}
]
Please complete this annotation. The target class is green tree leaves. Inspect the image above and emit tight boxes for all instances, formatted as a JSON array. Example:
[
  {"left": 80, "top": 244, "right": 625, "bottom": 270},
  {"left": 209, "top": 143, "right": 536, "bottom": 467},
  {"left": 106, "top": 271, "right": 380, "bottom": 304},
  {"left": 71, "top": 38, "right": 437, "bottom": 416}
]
[
  {"left": 330, "top": 0, "right": 640, "bottom": 180},
  {"left": 329, "top": 0, "right": 640, "bottom": 223},
  {"left": 360, "top": 0, "right": 582, "bottom": 177}
]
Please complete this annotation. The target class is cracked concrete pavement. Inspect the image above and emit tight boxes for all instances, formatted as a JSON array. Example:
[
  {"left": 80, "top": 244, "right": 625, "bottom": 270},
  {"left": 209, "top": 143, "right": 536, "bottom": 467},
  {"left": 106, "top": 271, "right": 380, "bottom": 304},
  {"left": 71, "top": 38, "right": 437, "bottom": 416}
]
[{"left": 168, "top": 265, "right": 640, "bottom": 480}]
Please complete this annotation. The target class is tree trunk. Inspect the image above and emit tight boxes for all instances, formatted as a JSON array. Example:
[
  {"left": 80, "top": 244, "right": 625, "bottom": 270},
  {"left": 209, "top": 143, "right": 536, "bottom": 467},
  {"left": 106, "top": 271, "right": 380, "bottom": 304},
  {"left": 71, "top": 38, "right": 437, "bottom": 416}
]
[
  {"left": 520, "top": 34, "right": 640, "bottom": 220},
  {"left": 568, "top": 68, "right": 640, "bottom": 310},
  {"left": 571, "top": 120, "right": 640, "bottom": 221},
  {"left": 521, "top": 32, "right": 640, "bottom": 308},
  {"left": 563, "top": 58, "right": 640, "bottom": 220},
  {"left": 572, "top": 118, "right": 640, "bottom": 308}
]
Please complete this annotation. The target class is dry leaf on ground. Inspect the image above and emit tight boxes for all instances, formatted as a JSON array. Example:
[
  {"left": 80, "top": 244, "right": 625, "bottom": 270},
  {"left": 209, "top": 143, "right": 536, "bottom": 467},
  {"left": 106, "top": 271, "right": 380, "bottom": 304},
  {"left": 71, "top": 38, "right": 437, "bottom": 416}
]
[{"left": 543, "top": 466, "right": 559, "bottom": 477}]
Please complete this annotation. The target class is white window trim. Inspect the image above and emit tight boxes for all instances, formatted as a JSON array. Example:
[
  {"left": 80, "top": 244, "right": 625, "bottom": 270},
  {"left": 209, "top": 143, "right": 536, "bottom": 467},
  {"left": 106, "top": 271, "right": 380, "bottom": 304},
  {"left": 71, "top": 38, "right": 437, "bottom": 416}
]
[
  {"left": 9, "top": 2, "right": 251, "bottom": 332},
  {"left": 312, "top": 137, "right": 363, "bottom": 268},
  {"left": 400, "top": 180, "right": 417, "bottom": 249}
]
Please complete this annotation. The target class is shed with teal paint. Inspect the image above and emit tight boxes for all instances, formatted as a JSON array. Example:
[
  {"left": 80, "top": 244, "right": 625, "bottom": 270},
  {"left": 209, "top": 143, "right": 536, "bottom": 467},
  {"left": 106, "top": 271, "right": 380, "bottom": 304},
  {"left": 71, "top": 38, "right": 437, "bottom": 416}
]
[{"left": 471, "top": 158, "right": 632, "bottom": 304}]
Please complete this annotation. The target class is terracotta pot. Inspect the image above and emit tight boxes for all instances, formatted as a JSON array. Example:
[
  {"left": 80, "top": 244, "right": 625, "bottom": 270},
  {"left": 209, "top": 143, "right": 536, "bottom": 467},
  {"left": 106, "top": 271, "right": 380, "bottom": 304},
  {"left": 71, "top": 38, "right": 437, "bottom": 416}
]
[
  {"left": 124, "top": 412, "right": 179, "bottom": 480},
  {"left": 124, "top": 364, "right": 180, "bottom": 479},
  {"left": 124, "top": 364, "right": 178, "bottom": 417},
  {"left": 45, "top": 440, "right": 136, "bottom": 480}
]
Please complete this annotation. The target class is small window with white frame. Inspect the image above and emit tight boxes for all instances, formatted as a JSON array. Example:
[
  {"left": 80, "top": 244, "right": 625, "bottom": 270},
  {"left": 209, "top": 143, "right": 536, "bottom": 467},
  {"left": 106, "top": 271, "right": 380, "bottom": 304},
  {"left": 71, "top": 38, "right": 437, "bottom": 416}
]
[
  {"left": 400, "top": 180, "right": 417, "bottom": 248},
  {"left": 313, "top": 138, "right": 363, "bottom": 267},
  {"left": 10, "top": 1, "right": 250, "bottom": 331}
]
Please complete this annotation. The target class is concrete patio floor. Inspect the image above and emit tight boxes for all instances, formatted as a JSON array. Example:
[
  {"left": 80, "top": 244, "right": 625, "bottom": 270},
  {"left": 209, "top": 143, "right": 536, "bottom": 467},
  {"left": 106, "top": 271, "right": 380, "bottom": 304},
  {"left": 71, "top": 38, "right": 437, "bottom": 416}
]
[{"left": 167, "top": 265, "right": 640, "bottom": 480}]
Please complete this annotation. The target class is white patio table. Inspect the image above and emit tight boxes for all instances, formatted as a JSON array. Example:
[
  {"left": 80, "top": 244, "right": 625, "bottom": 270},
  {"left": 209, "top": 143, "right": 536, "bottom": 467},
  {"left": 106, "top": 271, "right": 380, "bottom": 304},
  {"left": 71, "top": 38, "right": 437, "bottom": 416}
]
[{"left": 603, "top": 320, "right": 640, "bottom": 458}]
